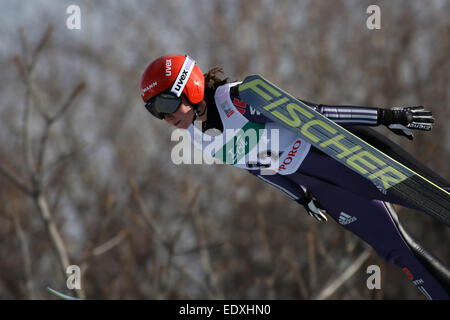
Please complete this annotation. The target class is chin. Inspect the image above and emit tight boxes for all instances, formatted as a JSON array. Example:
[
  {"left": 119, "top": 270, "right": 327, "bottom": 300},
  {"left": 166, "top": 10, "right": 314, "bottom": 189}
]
[{"left": 174, "top": 121, "right": 189, "bottom": 129}]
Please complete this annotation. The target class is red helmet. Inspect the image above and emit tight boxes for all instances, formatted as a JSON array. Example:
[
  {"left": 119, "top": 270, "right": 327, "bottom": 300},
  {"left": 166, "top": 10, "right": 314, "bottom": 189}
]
[{"left": 140, "top": 54, "right": 205, "bottom": 104}]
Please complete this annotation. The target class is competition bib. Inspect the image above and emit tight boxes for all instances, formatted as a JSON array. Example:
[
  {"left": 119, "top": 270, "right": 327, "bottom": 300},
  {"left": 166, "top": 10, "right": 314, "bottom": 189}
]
[{"left": 188, "top": 82, "right": 310, "bottom": 175}]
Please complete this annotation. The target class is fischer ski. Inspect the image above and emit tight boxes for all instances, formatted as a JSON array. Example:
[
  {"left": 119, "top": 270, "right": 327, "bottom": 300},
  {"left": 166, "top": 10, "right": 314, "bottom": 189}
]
[{"left": 238, "top": 75, "right": 450, "bottom": 226}]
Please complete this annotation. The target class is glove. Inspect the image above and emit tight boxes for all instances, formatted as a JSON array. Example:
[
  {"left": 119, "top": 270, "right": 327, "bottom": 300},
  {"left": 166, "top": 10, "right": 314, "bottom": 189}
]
[
  {"left": 295, "top": 189, "right": 328, "bottom": 222},
  {"left": 380, "top": 106, "right": 435, "bottom": 140}
]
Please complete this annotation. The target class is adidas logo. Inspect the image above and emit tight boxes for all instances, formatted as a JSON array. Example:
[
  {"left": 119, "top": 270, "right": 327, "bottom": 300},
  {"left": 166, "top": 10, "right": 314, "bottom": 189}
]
[{"left": 338, "top": 212, "right": 357, "bottom": 225}]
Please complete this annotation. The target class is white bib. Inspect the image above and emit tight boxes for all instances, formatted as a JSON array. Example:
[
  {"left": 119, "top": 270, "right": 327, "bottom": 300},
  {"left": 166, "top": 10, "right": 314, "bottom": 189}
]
[{"left": 188, "top": 82, "right": 310, "bottom": 175}]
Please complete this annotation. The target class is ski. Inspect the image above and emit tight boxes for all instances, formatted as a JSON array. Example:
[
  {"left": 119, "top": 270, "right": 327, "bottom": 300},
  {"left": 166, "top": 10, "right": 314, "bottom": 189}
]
[
  {"left": 47, "top": 287, "right": 81, "bottom": 300},
  {"left": 238, "top": 75, "right": 450, "bottom": 226}
]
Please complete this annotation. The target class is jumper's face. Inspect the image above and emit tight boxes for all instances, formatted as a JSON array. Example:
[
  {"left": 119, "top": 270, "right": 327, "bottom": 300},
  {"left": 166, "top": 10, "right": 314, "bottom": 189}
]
[{"left": 163, "top": 96, "right": 194, "bottom": 129}]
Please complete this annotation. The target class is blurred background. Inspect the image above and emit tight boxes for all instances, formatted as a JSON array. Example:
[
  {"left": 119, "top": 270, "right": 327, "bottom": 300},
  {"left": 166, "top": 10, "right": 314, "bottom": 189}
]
[{"left": 0, "top": 0, "right": 448, "bottom": 299}]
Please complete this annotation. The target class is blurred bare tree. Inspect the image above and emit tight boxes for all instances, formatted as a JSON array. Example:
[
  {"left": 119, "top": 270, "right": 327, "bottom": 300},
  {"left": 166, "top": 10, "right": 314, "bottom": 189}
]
[{"left": 0, "top": 0, "right": 448, "bottom": 299}]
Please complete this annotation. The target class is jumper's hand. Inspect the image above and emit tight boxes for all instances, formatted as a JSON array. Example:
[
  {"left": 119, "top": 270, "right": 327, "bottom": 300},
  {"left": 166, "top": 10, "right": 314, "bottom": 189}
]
[
  {"left": 296, "top": 189, "right": 328, "bottom": 222},
  {"left": 387, "top": 124, "right": 414, "bottom": 140},
  {"left": 383, "top": 106, "right": 434, "bottom": 140}
]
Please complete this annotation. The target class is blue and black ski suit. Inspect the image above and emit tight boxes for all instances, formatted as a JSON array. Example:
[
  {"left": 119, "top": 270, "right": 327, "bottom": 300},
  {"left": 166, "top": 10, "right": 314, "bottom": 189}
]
[{"left": 190, "top": 82, "right": 450, "bottom": 299}]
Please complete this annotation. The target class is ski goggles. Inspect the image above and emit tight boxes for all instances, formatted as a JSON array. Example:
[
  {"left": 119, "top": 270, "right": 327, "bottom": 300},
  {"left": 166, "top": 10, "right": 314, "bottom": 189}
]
[{"left": 145, "top": 91, "right": 182, "bottom": 120}]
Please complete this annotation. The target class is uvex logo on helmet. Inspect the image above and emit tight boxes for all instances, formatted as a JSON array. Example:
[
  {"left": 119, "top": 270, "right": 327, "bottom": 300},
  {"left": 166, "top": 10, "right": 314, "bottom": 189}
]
[
  {"left": 170, "top": 56, "right": 195, "bottom": 97},
  {"left": 165, "top": 59, "right": 171, "bottom": 76},
  {"left": 174, "top": 70, "right": 189, "bottom": 92}
]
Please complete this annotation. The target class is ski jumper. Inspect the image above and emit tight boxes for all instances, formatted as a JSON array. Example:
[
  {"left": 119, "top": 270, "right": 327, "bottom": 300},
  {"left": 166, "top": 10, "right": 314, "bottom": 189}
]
[{"left": 187, "top": 82, "right": 450, "bottom": 300}]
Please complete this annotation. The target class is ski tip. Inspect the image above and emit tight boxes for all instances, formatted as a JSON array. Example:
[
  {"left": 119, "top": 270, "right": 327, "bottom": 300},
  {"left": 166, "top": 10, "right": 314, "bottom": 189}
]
[{"left": 47, "top": 287, "right": 82, "bottom": 300}]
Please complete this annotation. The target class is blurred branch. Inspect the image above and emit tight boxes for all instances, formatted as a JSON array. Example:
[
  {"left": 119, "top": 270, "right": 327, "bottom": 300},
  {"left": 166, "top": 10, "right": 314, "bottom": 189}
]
[
  {"left": 170, "top": 183, "right": 200, "bottom": 245},
  {"left": 316, "top": 234, "right": 336, "bottom": 266},
  {"left": 128, "top": 178, "right": 216, "bottom": 298},
  {"left": 282, "top": 247, "right": 309, "bottom": 298},
  {"left": 43, "top": 150, "right": 77, "bottom": 183},
  {"left": 37, "top": 81, "right": 85, "bottom": 174},
  {"left": 256, "top": 210, "right": 276, "bottom": 299},
  {"left": 0, "top": 164, "right": 33, "bottom": 196},
  {"left": 256, "top": 211, "right": 273, "bottom": 264},
  {"left": 1, "top": 27, "right": 86, "bottom": 299},
  {"left": 49, "top": 82, "right": 86, "bottom": 123},
  {"left": 35, "top": 193, "right": 71, "bottom": 277},
  {"left": 174, "top": 242, "right": 225, "bottom": 256},
  {"left": 313, "top": 249, "right": 371, "bottom": 300},
  {"left": 191, "top": 201, "right": 225, "bottom": 299},
  {"left": 92, "top": 229, "right": 129, "bottom": 257},
  {"left": 30, "top": 26, "right": 53, "bottom": 71},
  {"left": 307, "top": 227, "right": 318, "bottom": 291},
  {"left": 10, "top": 209, "right": 36, "bottom": 299},
  {"left": 22, "top": 66, "right": 35, "bottom": 182}
]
